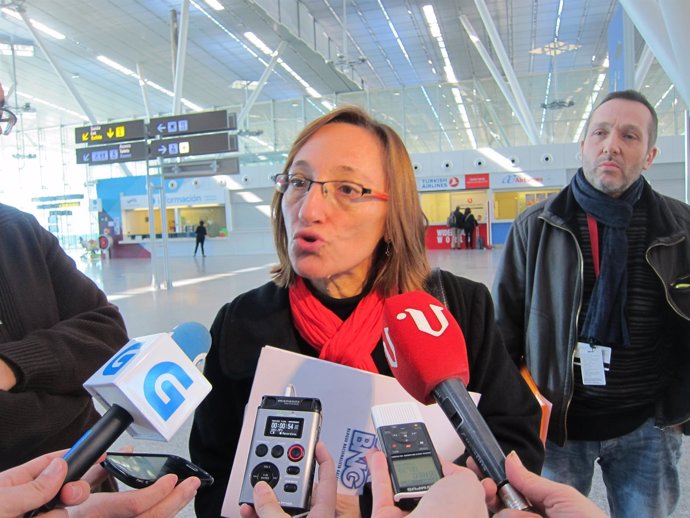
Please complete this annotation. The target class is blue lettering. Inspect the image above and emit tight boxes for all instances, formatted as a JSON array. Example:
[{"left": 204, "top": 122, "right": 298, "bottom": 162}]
[
  {"left": 103, "top": 342, "right": 142, "bottom": 375},
  {"left": 340, "top": 430, "right": 376, "bottom": 489},
  {"left": 143, "top": 362, "right": 193, "bottom": 421}
]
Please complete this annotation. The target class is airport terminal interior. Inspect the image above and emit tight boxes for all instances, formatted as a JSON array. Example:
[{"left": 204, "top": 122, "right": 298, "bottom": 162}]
[{"left": 1, "top": 0, "right": 689, "bottom": 516}]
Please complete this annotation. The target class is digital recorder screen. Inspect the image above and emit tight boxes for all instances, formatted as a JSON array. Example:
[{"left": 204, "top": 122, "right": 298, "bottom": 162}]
[
  {"left": 391, "top": 455, "right": 442, "bottom": 487},
  {"left": 264, "top": 416, "right": 304, "bottom": 438}
]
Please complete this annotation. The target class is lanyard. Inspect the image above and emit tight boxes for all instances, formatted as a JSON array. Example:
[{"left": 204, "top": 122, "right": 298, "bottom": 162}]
[{"left": 586, "top": 213, "right": 600, "bottom": 278}]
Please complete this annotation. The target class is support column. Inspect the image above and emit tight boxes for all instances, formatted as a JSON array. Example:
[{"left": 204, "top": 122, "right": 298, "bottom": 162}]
[{"left": 607, "top": 5, "right": 635, "bottom": 92}]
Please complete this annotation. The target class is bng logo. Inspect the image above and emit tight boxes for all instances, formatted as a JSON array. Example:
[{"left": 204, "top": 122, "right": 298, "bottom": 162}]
[
  {"left": 336, "top": 428, "right": 377, "bottom": 490},
  {"left": 143, "top": 362, "right": 194, "bottom": 421}
]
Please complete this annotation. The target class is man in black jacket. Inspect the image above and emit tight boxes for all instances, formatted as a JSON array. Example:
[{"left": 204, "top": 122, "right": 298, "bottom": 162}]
[{"left": 493, "top": 90, "right": 690, "bottom": 518}]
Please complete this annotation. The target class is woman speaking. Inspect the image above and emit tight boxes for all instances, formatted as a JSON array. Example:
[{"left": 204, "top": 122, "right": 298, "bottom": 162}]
[{"left": 189, "top": 106, "right": 543, "bottom": 517}]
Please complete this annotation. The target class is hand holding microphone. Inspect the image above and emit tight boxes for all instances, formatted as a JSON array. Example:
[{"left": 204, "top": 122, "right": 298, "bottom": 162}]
[
  {"left": 25, "top": 322, "right": 212, "bottom": 516},
  {"left": 381, "top": 291, "right": 534, "bottom": 513}
]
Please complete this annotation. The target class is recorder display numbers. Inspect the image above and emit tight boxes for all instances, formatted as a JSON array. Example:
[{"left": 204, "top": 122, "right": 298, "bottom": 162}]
[{"left": 265, "top": 417, "right": 304, "bottom": 438}]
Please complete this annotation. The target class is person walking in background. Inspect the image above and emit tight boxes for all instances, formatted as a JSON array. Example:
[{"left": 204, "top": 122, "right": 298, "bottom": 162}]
[
  {"left": 448, "top": 205, "right": 464, "bottom": 249},
  {"left": 463, "top": 207, "right": 477, "bottom": 249},
  {"left": 194, "top": 220, "right": 207, "bottom": 257},
  {"left": 492, "top": 89, "right": 690, "bottom": 518}
]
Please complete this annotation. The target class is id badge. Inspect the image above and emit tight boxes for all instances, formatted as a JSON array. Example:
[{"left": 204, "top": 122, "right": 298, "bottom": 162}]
[{"left": 575, "top": 342, "right": 612, "bottom": 386}]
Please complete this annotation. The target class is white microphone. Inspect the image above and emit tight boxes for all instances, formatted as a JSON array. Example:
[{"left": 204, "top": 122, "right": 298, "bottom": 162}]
[{"left": 43, "top": 322, "right": 211, "bottom": 498}]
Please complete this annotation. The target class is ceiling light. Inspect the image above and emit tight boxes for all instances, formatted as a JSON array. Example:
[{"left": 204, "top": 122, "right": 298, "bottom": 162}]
[
  {"left": 202, "top": 0, "right": 224, "bottom": 11},
  {"left": 654, "top": 84, "right": 675, "bottom": 109},
  {"left": 0, "top": 9, "right": 65, "bottom": 39},
  {"left": 231, "top": 80, "right": 258, "bottom": 90},
  {"left": 422, "top": 5, "right": 457, "bottom": 84},
  {"left": 97, "top": 55, "right": 136, "bottom": 77},
  {"left": 97, "top": 56, "right": 203, "bottom": 111},
  {"left": 16, "top": 91, "right": 82, "bottom": 118},
  {"left": 376, "top": 0, "right": 408, "bottom": 61},
  {"left": 573, "top": 70, "right": 607, "bottom": 142},
  {"left": 30, "top": 19, "right": 65, "bottom": 40},
  {"left": 0, "top": 7, "right": 20, "bottom": 20},
  {"left": 244, "top": 32, "right": 272, "bottom": 56},
  {"left": 242, "top": 31, "right": 322, "bottom": 99},
  {"left": 529, "top": 40, "right": 580, "bottom": 56},
  {"left": 452, "top": 87, "right": 476, "bottom": 149}
]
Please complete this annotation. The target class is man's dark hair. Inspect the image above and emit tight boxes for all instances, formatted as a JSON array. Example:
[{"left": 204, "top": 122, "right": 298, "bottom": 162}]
[{"left": 583, "top": 89, "right": 658, "bottom": 149}]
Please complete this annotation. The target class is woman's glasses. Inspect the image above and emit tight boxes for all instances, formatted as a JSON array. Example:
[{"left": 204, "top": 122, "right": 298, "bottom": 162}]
[{"left": 272, "top": 173, "right": 389, "bottom": 207}]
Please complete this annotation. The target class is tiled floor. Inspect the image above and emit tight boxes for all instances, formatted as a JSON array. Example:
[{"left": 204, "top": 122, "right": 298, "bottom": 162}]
[{"left": 77, "top": 249, "right": 688, "bottom": 517}]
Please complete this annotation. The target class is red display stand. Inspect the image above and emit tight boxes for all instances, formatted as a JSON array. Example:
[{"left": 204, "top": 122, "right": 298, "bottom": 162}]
[{"left": 425, "top": 224, "right": 488, "bottom": 250}]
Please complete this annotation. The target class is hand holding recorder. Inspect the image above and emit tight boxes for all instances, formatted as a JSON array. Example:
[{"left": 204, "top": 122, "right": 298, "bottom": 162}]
[
  {"left": 239, "top": 396, "right": 322, "bottom": 516},
  {"left": 1, "top": 449, "right": 200, "bottom": 518}
]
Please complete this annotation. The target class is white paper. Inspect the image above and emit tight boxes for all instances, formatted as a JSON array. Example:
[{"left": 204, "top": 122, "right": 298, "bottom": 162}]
[
  {"left": 220, "top": 346, "right": 476, "bottom": 518},
  {"left": 577, "top": 342, "right": 607, "bottom": 385}
]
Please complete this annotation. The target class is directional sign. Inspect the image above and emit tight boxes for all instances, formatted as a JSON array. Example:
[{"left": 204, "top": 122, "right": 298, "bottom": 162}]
[
  {"left": 76, "top": 141, "right": 148, "bottom": 165},
  {"left": 75, "top": 119, "right": 146, "bottom": 145},
  {"left": 148, "top": 110, "right": 237, "bottom": 138},
  {"left": 37, "top": 202, "right": 81, "bottom": 209},
  {"left": 32, "top": 194, "right": 84, "bottom": 202},
  {"left": 150, "top": 133, "right": 238, "bottom": 159}
]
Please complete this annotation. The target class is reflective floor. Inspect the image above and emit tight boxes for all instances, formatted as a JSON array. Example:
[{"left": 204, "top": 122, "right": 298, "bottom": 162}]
[{"left": 78, "top": 249, "right": 688, "bottom": 517}]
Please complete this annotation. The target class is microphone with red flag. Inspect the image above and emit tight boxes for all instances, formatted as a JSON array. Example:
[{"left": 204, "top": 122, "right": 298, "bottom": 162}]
[{"left": 382, "top": 291, "right": 533, "bottom": 512}]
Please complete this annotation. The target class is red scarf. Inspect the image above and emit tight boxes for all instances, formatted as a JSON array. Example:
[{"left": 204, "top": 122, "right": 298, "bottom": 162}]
[{"left": 288, "top": 276, "right": 384, "bottom": 373}]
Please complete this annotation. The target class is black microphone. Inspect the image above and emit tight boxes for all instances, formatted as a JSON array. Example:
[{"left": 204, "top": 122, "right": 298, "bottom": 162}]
[{"left": 381, "top": 291, "right": 535, "bottom": 512}]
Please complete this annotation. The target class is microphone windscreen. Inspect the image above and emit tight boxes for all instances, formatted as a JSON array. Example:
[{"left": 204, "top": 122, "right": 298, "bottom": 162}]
[
  {"left": 171, "top": 321, "right": 211, "bottom": 364},
  {"left": 382, "top": 291, "right": 470, "bottom": 404}
]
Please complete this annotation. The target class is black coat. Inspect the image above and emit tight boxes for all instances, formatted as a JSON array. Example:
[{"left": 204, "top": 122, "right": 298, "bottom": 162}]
[{"left": 190, "top": 271, "right": 543, "bottom": 517}]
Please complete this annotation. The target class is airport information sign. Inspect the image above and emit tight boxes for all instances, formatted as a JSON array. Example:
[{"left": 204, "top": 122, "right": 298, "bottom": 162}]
[
  {"left": 148, "top": 110, "right": 237, "bottom": 137},
  {"left": 76, "top": 141, "right": 149, "bottom": 165},
  {"left": 75, "top": 119, "right": 146, "bottom": 145},
  {"left": 74, "top": 111, "right": 237, "bottom": 165},
  {"left": 149, "top": 133, "right": 238, "bottom": 159}
]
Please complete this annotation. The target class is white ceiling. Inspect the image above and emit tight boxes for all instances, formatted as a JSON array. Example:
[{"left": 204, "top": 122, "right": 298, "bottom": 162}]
[{"left": 0, "top": 0, "right": 680, "bottom": 154}]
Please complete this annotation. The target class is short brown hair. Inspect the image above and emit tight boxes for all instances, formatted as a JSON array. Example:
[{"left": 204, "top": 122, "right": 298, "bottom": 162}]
[
  {"left": 270, "top": 106, "right": 429, "bottom": 296},
  {"left": 584, "top": 89, "right": 658, "bottom": 150}
]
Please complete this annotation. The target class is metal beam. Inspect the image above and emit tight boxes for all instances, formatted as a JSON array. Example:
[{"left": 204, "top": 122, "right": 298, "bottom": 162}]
[
  {"left": 460, "top": 15, "right": 522, "bottom": 146},
  {"left": 18, "top": 7, "right": 134, "bottom": 176},
  {"left": 172, "top": 0, "right": 190, "bottom": 114},
  {"left": 17, "top": 9, "right": 97, "bottom": 123},
  {"left": 237, "top": 41, "right": 287, "bottom": 128},
  {"left": 634, "top": 45, "right": 654, "bottom": 91},
  {"left": 472, "top": 0, "right": 541, "bottom": 145},
  {"left": 620, "top": 0, "right": 690, "bottom": 108},
  {"left": 472, "top": 78, "right": 511, "bottom": 147},
  {"left": 136, "top": 63, "right": 152, "bottom": 121}
]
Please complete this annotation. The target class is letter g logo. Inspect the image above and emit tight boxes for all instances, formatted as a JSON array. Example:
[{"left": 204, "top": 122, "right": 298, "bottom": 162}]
[
  {"left": 143, "top": 362, "right": 194, "bottom": 421},
  {"left": 103, "top": 342, "right": 142, "bottom": 375}
]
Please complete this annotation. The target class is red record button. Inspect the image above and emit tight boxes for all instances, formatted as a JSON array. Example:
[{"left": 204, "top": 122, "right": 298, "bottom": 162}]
[{"left": 287, "top": 444, "right": 305, "bottom": 462}]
